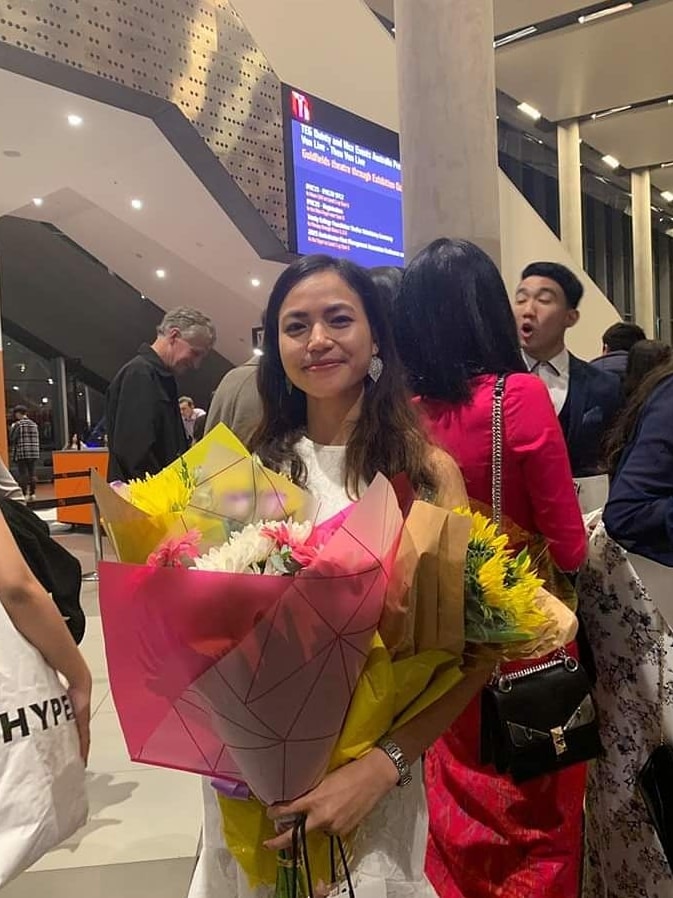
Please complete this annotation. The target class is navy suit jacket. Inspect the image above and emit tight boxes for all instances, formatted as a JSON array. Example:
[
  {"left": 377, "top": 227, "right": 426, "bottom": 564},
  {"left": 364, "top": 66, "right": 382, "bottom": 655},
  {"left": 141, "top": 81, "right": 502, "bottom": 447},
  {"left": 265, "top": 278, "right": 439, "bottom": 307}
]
[
  {"left": 604, "top": 374, "right": 673, "bottom": 566},
  {"left": 558, "top": 354, "right": 623, "bottom": 477}
]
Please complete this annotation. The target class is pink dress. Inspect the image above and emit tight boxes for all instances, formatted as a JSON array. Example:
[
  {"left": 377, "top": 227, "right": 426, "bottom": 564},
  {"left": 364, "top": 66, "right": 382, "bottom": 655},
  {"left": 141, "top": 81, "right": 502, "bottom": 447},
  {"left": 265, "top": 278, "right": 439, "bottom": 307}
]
[{"left": 422, "top": 374, "right": 588, "bottom": 898}]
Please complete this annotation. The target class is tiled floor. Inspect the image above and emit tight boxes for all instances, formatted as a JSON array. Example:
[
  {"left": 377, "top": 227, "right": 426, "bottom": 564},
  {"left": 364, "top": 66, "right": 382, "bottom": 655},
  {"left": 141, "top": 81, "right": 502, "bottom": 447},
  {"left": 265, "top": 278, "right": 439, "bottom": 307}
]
[{"left": 3, "top": 528, "right": 203, "bottom": 898}]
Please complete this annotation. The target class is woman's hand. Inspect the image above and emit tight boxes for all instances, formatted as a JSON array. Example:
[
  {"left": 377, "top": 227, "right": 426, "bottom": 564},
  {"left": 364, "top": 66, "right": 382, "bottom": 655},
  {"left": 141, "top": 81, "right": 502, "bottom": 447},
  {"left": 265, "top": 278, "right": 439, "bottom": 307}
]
[{"left": 264, "top": 749, "right": 400, "bottom": 851}]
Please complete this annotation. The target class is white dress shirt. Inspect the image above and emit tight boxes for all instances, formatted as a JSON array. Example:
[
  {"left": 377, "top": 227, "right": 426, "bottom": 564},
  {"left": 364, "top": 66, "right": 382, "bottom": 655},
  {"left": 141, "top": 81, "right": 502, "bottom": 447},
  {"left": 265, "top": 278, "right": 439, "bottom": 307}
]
[{"left": 523, "top": 348, "right": 570, "bottom": 416}]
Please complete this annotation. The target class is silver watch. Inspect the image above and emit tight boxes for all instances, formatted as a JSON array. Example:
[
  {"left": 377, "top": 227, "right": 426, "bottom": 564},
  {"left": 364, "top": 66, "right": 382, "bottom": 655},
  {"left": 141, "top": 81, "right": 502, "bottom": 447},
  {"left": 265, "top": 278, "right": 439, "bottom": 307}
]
[{"left": 375, "top": 738, "right": 412, "bottom": 787}]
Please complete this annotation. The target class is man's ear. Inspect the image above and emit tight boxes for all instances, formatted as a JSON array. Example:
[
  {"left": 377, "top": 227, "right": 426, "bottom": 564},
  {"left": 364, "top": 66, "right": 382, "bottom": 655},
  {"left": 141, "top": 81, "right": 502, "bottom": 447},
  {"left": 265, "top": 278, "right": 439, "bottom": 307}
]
[{"left": 566, "top": 308, "right": 580, "bottom": 329}]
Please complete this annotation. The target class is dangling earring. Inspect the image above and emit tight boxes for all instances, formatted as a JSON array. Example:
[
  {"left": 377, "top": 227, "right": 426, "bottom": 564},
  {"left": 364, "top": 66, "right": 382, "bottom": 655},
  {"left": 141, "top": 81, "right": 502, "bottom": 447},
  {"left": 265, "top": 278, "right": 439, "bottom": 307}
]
[
  {"left": 285, "top": 376, "right": 293, "bottom": 395},
  {"left": 368, "top": 355, "right": 383, "bottom": 383}
]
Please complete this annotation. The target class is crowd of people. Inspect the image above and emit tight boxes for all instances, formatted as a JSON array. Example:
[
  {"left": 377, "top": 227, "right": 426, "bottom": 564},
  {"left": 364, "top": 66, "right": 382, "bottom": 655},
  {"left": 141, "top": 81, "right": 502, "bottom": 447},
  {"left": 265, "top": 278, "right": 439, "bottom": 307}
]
[{"left": 2, "top": 241, "right": 673, "bottom": 898}]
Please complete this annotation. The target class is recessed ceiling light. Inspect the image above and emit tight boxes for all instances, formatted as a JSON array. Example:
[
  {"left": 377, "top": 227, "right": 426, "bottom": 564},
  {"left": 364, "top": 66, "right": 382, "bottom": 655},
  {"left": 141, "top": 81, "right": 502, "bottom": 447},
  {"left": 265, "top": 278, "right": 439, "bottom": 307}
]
[
  {"left": 155, "top": 269, "right": 166, "bottom": 279},
  {"left": 578, "top": 3, "right": 633, "bottom": 24},
  {"left": 67, "top": 114, "right": 83, "bottom": 127},
  {"left": 12, "top": 385, "right": 19, "bottom": 392},
  {"left": 131, "top": 198, "right": 143, "bottom": 210},
  {"left": 47, "top": 378, "right": 54, "bottom": 385},
  {"left": 140, "top": 293, "right": 146, "bottom": 300},
  {"left": 250, "top": 277, "right": 261, "bottom": 287},
  {"left": 517, "top": 102, "right": 542, "bottom": 121},
  {"left": 602, "top": 154, "right": 620, "bottom": 170},
  {"left": 662, "top": 191, "right": 673, "bottom": 203},
  {"left": 32, "top": 197, "right": 43, "bottom": 207},
  {"left": 252, "top": 347, "right": 264, "bottom": 357},
  {"left": 41, "top": 397, "right": 49, "bottom": 404}
]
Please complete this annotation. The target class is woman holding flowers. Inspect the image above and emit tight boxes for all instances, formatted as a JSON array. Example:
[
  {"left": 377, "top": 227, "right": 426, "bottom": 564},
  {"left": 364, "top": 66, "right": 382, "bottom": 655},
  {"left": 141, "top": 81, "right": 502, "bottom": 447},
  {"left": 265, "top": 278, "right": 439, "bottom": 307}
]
[
  {"left": 392, "top": 238, "right": 587, "bottom": 898},
  {"left": 188, "top": 253, "right": 491, "bottom": 898}
]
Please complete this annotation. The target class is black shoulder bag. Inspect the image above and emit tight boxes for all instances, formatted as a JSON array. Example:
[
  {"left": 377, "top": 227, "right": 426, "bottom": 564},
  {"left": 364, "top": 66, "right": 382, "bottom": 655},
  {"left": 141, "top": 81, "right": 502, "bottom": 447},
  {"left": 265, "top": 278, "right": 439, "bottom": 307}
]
[{"left": 479, "top": 375, "right": 602, "bottom": 783}]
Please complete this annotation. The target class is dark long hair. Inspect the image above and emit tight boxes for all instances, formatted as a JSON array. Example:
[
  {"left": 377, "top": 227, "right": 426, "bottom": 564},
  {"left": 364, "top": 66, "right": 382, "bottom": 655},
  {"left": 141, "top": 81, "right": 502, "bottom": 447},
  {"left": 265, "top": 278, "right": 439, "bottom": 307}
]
[
  {"left": 604, "top": 360, "right": 673, "bottom": 476},
  {"left": 250, "top": 255, "right": 434, "bottom": 496},
  {"left": 392, "top": 238, "right": 526, "bottom": 403},
  {"left": 623, "top": 339, "right": 672, "bottom": 397}
]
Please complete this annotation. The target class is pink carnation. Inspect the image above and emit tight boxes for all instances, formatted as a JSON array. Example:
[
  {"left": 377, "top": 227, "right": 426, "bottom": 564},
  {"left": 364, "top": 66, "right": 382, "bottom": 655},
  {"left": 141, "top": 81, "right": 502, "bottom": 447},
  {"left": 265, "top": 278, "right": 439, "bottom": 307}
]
[{"left": 147, "top": 530, "right": 202, "bottom": 568}]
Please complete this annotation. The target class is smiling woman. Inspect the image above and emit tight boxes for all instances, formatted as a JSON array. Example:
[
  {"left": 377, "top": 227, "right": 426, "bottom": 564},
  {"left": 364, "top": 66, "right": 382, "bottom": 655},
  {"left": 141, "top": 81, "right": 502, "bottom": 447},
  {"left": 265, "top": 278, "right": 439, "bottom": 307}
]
[{"left": 252, "top": 254, "right": 435, "bottom": 500}]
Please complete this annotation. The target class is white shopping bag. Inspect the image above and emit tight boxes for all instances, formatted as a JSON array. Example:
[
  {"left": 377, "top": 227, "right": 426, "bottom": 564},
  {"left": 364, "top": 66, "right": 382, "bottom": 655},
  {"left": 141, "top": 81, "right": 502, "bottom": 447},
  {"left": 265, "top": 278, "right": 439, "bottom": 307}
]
[{"left": 0, "top": 600, "right": 88, "bottom": 887}]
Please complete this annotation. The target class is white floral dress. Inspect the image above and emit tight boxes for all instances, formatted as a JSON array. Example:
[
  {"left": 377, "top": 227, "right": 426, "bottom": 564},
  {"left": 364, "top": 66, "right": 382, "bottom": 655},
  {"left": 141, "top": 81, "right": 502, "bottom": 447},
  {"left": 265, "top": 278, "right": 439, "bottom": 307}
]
[
  {"left": 578, "top": 522, "right": 673, "bottom": 898},
  {"left": 188, "top": 439, "right": 437, "bottom": 898}
]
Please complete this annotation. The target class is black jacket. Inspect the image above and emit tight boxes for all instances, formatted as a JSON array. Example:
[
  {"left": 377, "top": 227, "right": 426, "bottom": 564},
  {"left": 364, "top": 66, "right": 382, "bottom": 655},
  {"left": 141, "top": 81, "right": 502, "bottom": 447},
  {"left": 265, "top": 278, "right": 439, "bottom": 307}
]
[
  {"left": 106, "top": 344, "right": 188, "bottom": 482},
  {"left": 0, "top": 498, "right": 85, "bottom": 643},
  {"left": 558, "top": 354, "right": 624, "bottom": 477}
]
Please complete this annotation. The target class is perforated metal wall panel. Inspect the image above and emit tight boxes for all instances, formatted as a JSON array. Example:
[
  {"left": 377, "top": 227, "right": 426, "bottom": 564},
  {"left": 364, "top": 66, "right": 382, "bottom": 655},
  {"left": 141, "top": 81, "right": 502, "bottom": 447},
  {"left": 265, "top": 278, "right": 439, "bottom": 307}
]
[{"left": 0, "top": 0, "right": 287, "bottom": 243}]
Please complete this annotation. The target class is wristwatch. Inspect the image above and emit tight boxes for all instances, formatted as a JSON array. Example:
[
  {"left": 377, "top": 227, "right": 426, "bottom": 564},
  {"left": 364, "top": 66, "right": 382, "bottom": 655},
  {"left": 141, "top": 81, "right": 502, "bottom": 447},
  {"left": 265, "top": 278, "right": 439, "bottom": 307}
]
[{"left": 375, "top": 738, "right": 412, "bottom": 787}]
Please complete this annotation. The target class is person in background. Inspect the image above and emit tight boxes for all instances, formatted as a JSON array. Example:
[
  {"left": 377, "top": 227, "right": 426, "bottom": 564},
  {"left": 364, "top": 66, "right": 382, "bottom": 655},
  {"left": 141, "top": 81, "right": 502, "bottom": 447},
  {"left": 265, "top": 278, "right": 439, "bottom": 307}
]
[
  {"left": 205, "top": 318, "right": 264, "bottom": 446},
  {"left": 513, "top": 261, "right": 623, "bottom": 479},
  {"left": 369, "top": 265, "right": 403, "bottom": 309},
  {"left": 590, "top": 321, "right": 646, "bottom": 382},
  {"left": 192, "top": 411, "right": 207, "bottom": 444},
  {"left": 106, "top": 308, "right": 216, "bottom": 482},
  {"left": 623, "top": 338, "right": 672, "bottom": 397},
  {"left": 0, "top": 505, "right": 91, "bottom": 762},
  {"left": 0, "top": 455, "right": 24, "bottom": 502},
  {"left": 179, "top": 396, "right": 206, "bottom": 446},
  {"left": 9, "top": 405, "right": 40, "bottom": 501},
  {"left": 579, "top": 359, "right": 673, "bottom": 897},
  {"left": 393, "top": 238, "right": 587, "bottom": 898}
]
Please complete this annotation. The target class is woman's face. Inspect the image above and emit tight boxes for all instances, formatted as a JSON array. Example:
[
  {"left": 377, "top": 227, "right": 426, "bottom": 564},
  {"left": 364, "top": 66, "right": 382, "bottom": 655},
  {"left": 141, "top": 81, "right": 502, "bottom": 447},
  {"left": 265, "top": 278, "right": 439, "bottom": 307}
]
[{"left": 278, "top": 270, "right": 377, "bottom": 401}]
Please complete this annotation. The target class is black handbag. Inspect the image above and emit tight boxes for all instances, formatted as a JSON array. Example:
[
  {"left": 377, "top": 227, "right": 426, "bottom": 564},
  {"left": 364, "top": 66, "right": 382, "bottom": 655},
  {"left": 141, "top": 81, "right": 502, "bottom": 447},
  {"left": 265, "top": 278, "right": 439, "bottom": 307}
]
[
  {"left": 479, "top": 376, "right": 602, "bottom": 783},
  {"left": 637, "top": 621, "right": 673, "bottom": 872}
]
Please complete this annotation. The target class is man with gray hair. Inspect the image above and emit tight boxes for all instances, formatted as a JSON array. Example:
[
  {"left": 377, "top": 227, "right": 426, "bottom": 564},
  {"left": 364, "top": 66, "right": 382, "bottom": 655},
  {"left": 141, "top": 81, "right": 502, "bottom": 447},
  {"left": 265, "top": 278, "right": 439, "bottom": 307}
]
[{"left": 106, "top": 307, "right": 216, "bottom": 481}]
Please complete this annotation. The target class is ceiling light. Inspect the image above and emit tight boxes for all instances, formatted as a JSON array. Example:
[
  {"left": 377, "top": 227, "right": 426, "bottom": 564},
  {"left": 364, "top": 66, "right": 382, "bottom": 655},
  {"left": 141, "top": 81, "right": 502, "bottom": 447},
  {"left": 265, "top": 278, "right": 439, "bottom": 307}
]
[
  {"left": 47, "top": 378, "right": 54, "bottom": 385},
  {"left": 602, "top": 154, "right": 620, "bottom": 170},
  {"left": 252, "top": 347, "right": 264, "bottom": 358},
  {"left": 517, "top": 102, "right": 542, "bottom": 121},
  {"left": 155, "top": 269, "right": 166, "bottom": 279},
  {"left": 494, "top": 25, "right": 537, "bottom": 48},
  {"left": 11, "top": 385, "right": 19, "bottom": 392},
  {"left": 578, "top": 3, "right": 633, "bottom": 24},
  {"left": 140, "top": 293, "right": 146, "bottom": 300},
  {"left": 662, "top": 162, "right": 673, "bottom": 169},
  {"left": 662, "top": 191, "right": 673, "bottom": 203},
  {"left": 130, "top": 198, "right": 143, "bottom": 210},
  {"left": 67, "top": 114, "right": 83, "bottom": 127},
  {"left": 591, "top": 105, "right": 632, "bottom": 120},
  {"left": 250, "top": 278, "right": 261, "bottom": 287},
  {"left": 32, "top": 197, "right": 44, "bottom": 207},
  {"left": 41, "top": 397, "right": 49, "bottom": 404}
]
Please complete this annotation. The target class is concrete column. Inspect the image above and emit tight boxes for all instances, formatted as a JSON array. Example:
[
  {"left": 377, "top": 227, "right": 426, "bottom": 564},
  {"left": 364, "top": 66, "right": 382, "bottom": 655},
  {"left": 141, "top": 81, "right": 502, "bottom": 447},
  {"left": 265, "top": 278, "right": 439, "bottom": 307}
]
[
  {"left": 557, "top": 120, "right": 584, "bottom": 266},
  {"left": 394, "top": 0, "right": 501, "bottom": 266},
  {"left": 631, "top": 169, "right": 655, "bottom": 337},
  {"left": 0, "top": 312, "right": 8, "bottom": 464}
]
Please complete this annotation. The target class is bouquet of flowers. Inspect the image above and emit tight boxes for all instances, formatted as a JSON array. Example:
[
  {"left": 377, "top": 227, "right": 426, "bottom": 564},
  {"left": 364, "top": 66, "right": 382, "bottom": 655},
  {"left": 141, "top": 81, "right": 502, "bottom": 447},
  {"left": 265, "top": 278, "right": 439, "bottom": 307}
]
[{"left": 93, "top": 427, "right": 577, "bottom": 891}]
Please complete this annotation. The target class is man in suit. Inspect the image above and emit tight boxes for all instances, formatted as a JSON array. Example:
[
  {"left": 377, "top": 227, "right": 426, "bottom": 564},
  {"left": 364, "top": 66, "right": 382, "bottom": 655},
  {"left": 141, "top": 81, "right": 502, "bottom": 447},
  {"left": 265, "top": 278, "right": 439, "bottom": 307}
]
[{"left": 513, "top": 261, "right": 623, "bottom": 479}]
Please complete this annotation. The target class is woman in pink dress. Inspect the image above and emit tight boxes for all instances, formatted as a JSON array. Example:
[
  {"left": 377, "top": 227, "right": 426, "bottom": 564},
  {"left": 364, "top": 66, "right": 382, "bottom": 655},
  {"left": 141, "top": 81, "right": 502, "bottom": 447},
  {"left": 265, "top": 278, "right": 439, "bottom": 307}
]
[{"left": 392, "top": 238, "right": 588, "bottom": 898}]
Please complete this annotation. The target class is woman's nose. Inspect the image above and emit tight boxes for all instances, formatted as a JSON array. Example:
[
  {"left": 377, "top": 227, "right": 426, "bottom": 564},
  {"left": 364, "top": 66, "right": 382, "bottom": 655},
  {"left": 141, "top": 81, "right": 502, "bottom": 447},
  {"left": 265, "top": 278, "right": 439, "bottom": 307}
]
[{"left": 307, "top": 323, "right": 332, "bottom": 350}]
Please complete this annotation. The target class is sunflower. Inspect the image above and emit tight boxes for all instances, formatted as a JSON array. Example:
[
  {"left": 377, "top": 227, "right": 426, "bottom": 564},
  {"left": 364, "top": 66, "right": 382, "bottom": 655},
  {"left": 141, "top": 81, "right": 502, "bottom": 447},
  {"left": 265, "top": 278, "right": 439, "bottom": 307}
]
[{"left": 455, "top": 507, "right": 547, "bottom": 642}]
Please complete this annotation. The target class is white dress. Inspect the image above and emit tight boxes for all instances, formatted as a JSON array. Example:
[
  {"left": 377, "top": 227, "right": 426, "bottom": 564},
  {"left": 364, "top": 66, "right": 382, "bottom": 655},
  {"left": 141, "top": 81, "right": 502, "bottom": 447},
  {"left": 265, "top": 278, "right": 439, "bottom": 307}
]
[{"left": 188, "top": 438, "right": 437, "bottom": 898}]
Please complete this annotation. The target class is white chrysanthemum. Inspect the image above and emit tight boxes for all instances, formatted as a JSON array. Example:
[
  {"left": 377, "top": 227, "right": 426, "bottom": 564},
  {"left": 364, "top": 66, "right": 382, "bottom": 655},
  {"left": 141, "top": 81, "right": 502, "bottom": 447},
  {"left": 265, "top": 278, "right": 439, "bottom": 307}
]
[{"left": 193, "top": 524, "right": 275, "bottom": 574}]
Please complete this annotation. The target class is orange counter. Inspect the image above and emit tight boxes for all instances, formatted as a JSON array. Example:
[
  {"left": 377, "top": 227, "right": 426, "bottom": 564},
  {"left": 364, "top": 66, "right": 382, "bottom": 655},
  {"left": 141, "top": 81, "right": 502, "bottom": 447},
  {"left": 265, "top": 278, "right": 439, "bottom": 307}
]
[{"left": 52, "top": 449, "right": 109, "bottom": 525}]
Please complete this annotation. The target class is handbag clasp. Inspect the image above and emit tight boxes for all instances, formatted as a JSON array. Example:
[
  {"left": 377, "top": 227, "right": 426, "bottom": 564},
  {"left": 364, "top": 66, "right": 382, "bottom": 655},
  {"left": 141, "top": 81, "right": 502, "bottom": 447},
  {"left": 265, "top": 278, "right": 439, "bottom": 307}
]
[{"left": 551, "top": 726, "right": 568, "bottom": 756}]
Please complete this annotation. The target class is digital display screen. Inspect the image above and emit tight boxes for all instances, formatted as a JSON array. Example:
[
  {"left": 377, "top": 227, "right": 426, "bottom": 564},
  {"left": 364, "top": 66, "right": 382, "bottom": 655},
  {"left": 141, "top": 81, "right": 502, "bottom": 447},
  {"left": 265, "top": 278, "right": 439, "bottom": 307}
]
[{"left": 282, "top": 84, "right": 404, "bottom": 268}]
